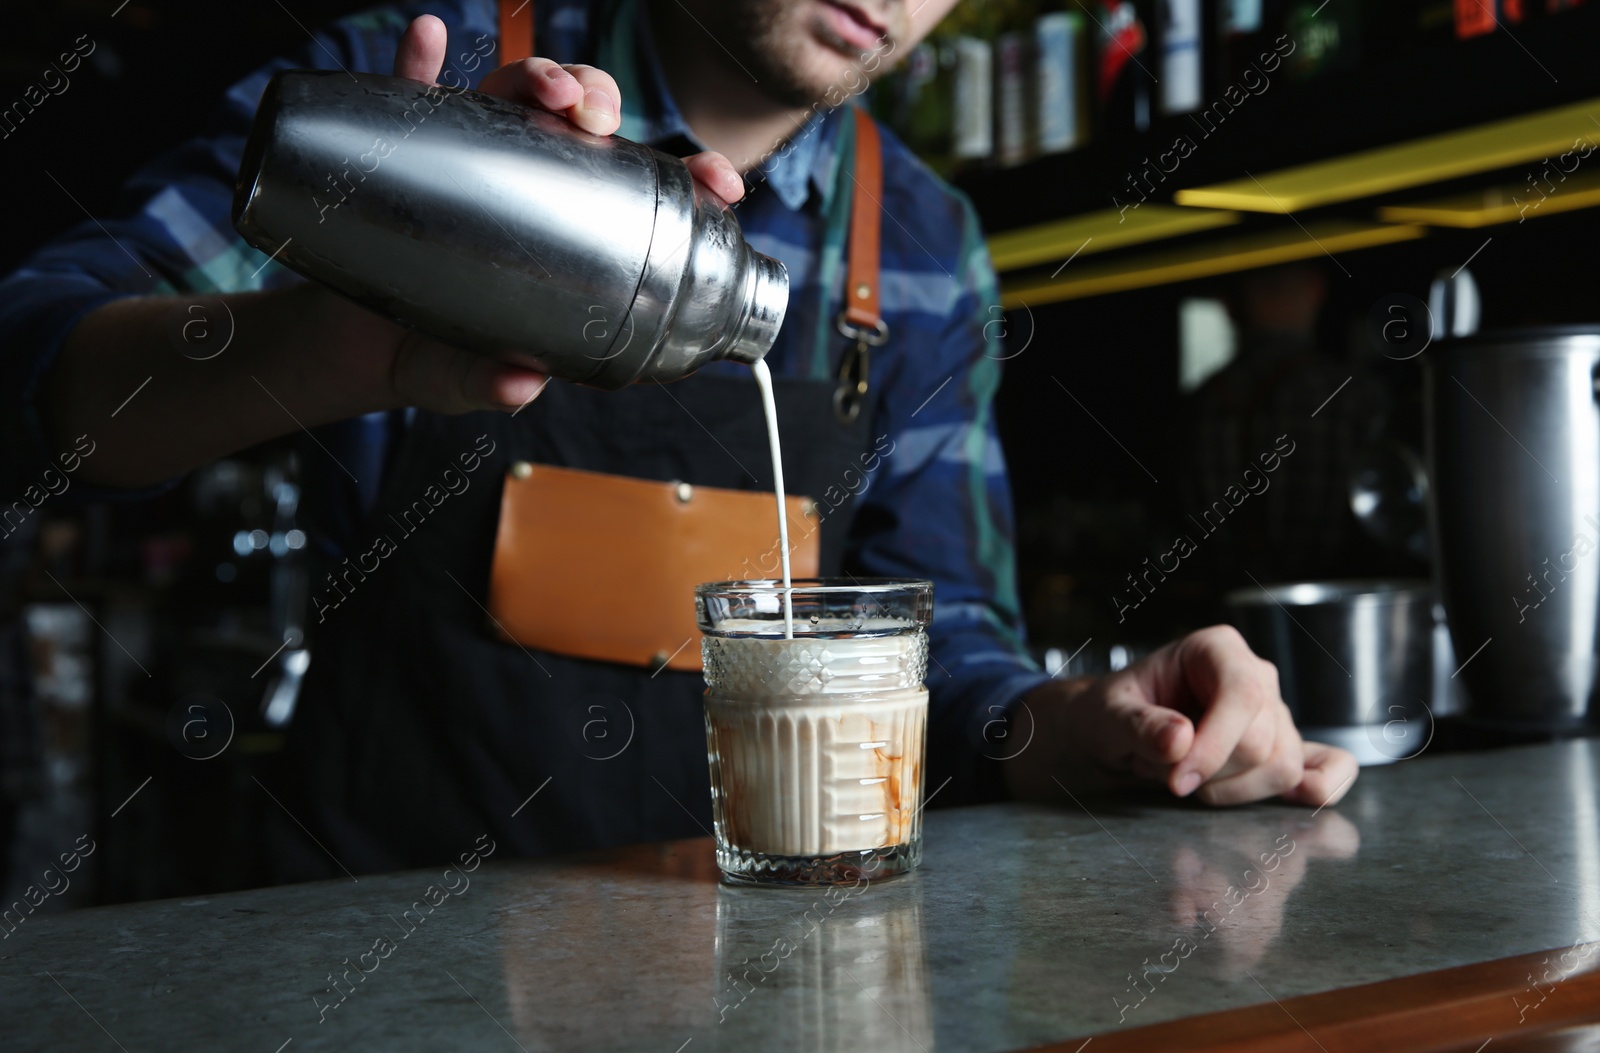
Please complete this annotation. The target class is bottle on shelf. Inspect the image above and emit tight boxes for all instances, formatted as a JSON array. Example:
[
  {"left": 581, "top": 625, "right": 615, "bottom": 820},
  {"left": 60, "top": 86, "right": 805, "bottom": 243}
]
[
  {"left": 1215, "top": 0, "right": 1299, "bottom": 93},
  {"left": 948, "top": 2, "right": 999, "bottom": 169},
  {"left": 995, "top": 0, "right": 1039, "bottom": 167},
  {"left": 1094, "top": 0, "right": 1157, "bottom": 142},
  {"left": 1034, "top": 1, "right": 1090, "bottom": 155},
  {"left": 871, "top": 32, "right": 956, "bottom": 176},
  {"left": 1408, "top": 0, "right": 1540, "bottom": 46},
  {"left": 1408, "top": 0, "right": 1459, "bottom": 45},
  {"left": 1454, "top": 0, "right": 1525, "bottom": 37},
  {"left": 1222, "top": 0, "right": 1266, "bottom": 33},
  {"left": 1159, "top": 0, "right": 1207, "bottom": 116},
  {"left": 1282, "top": 0, "right": 1362, "bottom": 79}
]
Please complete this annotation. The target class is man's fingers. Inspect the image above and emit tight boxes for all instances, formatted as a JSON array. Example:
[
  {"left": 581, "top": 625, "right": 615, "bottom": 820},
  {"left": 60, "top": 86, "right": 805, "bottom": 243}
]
[
  {"left": 444, "top": 354, "right": 547, "bottom": 413},
  {"left": 392, "top": 334, "right": 549, "bottom": 414},
  {"left": 685, "top": 152, "right": 747, "bottom": 206},
  {"left": 1201, "top": 699, "right": 1282, "bottom": 784},
  {"left": 479, "top": 57, "right": 585, "bottom": 114},
  {"left": 479, "top": 364, "right": 550, "bottom": 412},
  {"left": 1193, "top": 704, "right": 1304, "bottom": 806},
  {"left": 1111, "top": 624, "right": 1357, "bottom": 809},
  {"left": 559, "top": 64, "right": 622, "bottom": 135},
  {"left": 478, "top": 61, "right": 620, "bottom": 135},
  {"left": 1129, "top": 755, "right": 1175, "bottom": 785},
  {"left": 1280, "top": 741, "right": 1359, "bottom": 809},
  {"left": 1099, "top": 689, "right": 1194, "bottom": 775},
  {"left": 1169, "top": 627, "right": 1278, "bottom": 795},
  {"left": 395, "top": 15, "right": 448, "bottom": 84}
]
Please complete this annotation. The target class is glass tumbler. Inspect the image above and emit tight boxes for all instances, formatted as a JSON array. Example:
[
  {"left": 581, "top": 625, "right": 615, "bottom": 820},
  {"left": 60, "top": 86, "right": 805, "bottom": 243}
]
[{"left": 696, "top": 578, "right": 933, "bottom": 886}]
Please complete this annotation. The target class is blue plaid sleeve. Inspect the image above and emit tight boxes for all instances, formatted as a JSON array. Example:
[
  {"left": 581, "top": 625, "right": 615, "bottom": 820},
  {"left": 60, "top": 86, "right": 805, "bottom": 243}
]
[
  {"left": 849, "top": 188, "right": 1050, "bottom": 803},
  {"left": 0, "top": 0, "right": 495, "bottom": 503}
]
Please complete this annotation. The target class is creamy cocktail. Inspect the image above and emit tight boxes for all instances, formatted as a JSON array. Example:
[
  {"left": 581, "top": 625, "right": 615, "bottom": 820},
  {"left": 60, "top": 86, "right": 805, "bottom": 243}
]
[{"left": 697, "top": 581, "right": 932, "bottom": 886}]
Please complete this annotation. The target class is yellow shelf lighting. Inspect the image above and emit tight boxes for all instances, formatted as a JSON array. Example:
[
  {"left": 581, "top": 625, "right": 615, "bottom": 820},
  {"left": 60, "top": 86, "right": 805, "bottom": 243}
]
[
  {"left": 1379, "top": 169, "right": 1600, "bottom": 227},
  {"left": 1175, "top": 97, "right": 1600, "bottom": 213},
  {"left": 999, "top": 220, "right": 1427, "bottom": 309},
  {"left": 986, "top": 204, "right": 1241, "bottom": 273}
]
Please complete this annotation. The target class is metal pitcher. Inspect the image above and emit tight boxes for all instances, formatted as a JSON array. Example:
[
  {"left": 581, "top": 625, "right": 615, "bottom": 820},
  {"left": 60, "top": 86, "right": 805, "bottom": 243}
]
[
  {"left": 1424, "top": 327, "right": 1600, "bottom": 732},
  {"left": 232, "top": 70, "right": 788, "bottom": 387}
]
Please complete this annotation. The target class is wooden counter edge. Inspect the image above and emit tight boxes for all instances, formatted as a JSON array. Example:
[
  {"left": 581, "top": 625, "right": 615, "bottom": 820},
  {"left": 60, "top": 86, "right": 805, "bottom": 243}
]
[{"left": 1026, "top": 944, "right": 1600, "bottom": 1053}]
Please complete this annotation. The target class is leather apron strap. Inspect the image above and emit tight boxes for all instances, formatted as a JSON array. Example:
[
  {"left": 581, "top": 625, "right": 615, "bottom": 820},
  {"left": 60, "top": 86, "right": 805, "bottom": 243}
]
[
  {"left": 833, "top": 106, "right": 887, "bottom": 425},
  {"left": 844, "top": 106, "right": 883, "bottom": 331},
  {"left": 498, "top": 0, "right": 535, "bottom": 65}
]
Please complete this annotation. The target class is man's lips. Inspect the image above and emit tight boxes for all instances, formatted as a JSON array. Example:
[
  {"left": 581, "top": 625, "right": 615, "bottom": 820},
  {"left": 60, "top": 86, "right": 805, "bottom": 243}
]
[{"left": 816, "top": 0, "right": 890, "bottom": 52}]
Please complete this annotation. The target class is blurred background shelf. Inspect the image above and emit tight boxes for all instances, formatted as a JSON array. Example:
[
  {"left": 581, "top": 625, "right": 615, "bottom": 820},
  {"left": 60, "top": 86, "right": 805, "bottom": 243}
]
[
  {"left": 987, "top": 204, "right": 1242, "bottom": 272},
  {"left": 998, "top": 218, "right": 1427, "bottom": 306},
  {"left": 942, "top": 2, "right": 1600, "bottom": 237},
  {"left": 1171, "top": 96, "right": 1600, "bottom": 213},
  {"left": 1379, "top": 169, "right": 1600, "bottom": 227}
]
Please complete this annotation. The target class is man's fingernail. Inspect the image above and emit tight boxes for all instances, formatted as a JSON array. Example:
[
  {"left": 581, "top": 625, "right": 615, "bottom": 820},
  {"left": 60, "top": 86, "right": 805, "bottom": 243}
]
[
  {"left": 583, "top": 89, "right": 617, "bottom": 117},
  {"left": 1174, "top": 771, "right": 1202, "bottom": 797},
  {"left": 503, "top": 375, "right": 547, "bottom": 409},
  {"left": 543, "top": 66, "right": 569, "bottom": 84}
]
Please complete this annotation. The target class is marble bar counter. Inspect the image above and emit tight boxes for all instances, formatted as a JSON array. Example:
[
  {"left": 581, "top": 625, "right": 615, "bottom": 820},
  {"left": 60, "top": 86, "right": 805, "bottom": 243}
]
[{"left": 4, "top": 739, "right": 1599, "bottom": 1052}]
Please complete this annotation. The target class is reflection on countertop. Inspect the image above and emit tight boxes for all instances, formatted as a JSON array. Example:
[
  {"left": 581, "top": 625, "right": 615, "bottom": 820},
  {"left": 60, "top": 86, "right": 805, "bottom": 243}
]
[{"left": 2, "top": 739, "right": 1597, "bottom": 1053}]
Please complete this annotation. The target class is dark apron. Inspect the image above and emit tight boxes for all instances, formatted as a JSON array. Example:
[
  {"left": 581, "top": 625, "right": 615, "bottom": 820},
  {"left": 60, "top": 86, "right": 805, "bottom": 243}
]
[{"left": 273, "top": 373, "right": 872, "bottom": 879}]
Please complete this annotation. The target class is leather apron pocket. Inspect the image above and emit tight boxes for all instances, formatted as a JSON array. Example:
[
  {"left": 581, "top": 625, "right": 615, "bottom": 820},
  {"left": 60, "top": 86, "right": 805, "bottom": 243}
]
[{"left": 487, "top": 462, "right": 818, "bottom": 672}]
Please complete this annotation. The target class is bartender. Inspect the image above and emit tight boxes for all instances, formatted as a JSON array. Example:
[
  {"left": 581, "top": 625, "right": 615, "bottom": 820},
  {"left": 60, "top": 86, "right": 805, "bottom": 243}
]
[{"left": 0, "top": 0, "right": 1355, "bottom": 880}]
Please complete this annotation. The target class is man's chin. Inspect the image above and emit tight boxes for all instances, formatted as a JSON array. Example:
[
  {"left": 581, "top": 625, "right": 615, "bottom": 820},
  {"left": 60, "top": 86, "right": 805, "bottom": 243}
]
[
  {"left": 747, "top": 16, "right": 887, "bottom": 109},
  {"left": 787, "top": 44, "right": 872, "bottom": 105}
]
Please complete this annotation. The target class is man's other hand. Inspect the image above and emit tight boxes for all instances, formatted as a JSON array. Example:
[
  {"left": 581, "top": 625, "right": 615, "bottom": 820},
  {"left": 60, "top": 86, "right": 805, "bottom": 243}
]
[{"left": 1006, "top": 625, "right": 1359, "bottom": 808}]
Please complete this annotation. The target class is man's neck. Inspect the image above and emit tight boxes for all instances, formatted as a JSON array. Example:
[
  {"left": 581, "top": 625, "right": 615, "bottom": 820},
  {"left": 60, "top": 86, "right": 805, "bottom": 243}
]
[{"left": 646, "top": 0, "right": 814, "bottom": 173}]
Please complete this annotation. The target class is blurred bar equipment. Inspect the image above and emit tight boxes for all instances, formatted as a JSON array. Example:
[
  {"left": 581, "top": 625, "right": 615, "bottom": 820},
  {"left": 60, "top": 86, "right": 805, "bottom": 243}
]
[
  {"left": 1225, "top": 581, "right": 1434, "bottom": 765},
  {"left": 1425, "top": 327, "right": 1600, "bottom": 733}
]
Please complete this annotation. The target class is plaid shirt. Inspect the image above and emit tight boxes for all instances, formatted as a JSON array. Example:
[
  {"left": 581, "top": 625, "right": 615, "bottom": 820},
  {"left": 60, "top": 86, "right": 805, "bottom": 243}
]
[{"left": 0, "top": 0, "right": 1048, "bottom": 798}]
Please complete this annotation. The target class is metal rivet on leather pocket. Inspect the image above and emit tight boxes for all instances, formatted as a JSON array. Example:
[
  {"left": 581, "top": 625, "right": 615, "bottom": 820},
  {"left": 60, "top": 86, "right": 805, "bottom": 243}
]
[
  {"left": 674, "top": 481, "right": 693, "bottom": 504},
  {"left": 511, "top": 461, "right": 533, "bottom": 480}
]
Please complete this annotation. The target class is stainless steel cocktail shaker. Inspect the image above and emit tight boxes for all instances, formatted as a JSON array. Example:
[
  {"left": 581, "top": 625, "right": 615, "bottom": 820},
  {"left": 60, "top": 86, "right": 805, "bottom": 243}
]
[
  {"left": 232, "top": 70, "right": 788, "bottom": 387},
  {"left": 1425, "top": 327, "right": 1600, "bottom": 733}
]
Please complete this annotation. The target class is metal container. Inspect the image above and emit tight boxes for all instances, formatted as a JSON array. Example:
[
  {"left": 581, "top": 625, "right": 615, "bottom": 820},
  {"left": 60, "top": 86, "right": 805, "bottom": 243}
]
[
  {"left": 232, "top": 70, "right": 788, "bottom": 387},
  {"left": 1425, "top": 327, "right": 1600, "bottom": 732},
  {"left": 1225, "top": 580, "right": 1434, "bottom": 765}
]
